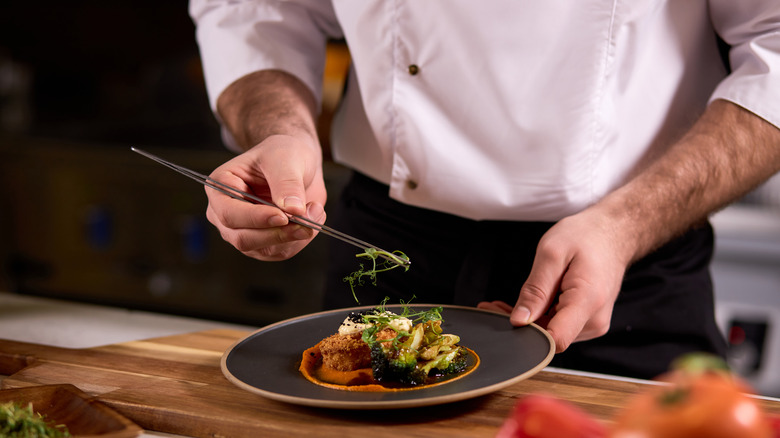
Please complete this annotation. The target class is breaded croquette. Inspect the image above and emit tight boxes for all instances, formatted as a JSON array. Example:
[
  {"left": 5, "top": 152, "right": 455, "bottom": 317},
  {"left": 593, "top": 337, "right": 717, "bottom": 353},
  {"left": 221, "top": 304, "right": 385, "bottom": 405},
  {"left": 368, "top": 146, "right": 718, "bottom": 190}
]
[
  {"left": 318, "top": 328, "right": 400, "bottom": 371},
  {"left": 318, "top": 332, "right": 371, "bottom": 371}
]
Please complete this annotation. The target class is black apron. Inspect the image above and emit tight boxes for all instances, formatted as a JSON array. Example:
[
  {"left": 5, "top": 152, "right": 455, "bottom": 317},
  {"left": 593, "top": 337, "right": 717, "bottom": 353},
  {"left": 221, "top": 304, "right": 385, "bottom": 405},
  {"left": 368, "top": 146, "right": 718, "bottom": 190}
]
[{"left": 322, "top": 171, "right": 728, "bottom": 379}]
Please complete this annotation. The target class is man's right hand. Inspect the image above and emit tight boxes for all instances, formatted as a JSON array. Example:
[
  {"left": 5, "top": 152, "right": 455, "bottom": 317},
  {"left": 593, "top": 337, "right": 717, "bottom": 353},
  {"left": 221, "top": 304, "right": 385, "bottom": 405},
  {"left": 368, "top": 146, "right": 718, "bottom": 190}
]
[
  {"left": 205, "top": 134, "right": 327, "bottom": 261},
  {"left": 208, "top": 68, "right": 326, "bottom": 261}
]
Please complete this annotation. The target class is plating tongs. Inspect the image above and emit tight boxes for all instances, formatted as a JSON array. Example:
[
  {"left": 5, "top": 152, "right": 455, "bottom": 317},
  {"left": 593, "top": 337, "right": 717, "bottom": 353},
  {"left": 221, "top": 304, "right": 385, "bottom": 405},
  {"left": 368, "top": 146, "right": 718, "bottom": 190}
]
[{"left": 131, "top": 147, "right": 410, "bottom": 268}]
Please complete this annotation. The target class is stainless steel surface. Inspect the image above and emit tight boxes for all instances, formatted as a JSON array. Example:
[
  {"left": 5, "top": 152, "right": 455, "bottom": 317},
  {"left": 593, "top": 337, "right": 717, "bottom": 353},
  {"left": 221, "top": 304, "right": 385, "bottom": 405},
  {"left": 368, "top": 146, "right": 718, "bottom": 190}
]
[
  {"left": 131, "top": 147, "right": 410, "bottom": 269},
  {"left": 711, "top": 205, "right": 780, "bottom": 397}
]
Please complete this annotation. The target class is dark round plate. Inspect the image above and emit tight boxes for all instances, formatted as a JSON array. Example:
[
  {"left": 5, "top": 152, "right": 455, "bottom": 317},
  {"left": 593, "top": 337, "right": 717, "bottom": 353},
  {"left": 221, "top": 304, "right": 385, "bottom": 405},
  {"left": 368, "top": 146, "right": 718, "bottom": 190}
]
[{"left": 221, "top": 305, "right": 554, "bottom": 409}]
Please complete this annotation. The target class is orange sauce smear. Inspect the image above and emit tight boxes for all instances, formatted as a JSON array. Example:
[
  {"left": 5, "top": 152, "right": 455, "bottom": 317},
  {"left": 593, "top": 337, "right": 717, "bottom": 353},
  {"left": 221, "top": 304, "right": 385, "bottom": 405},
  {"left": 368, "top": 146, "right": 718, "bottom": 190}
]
[{"left": 299, "top": 342, "right": 480, "bottom": 392}]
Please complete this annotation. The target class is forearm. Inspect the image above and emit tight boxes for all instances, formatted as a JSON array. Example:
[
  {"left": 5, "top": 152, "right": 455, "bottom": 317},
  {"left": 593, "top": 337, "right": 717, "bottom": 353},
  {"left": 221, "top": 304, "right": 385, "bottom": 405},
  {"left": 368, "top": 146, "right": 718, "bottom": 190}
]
[
  {"left": 596, "top": 99, "right": 780, "bottom": 263},
  {"left": 216, "top": 69, "right": 320, "bottom": 152}
]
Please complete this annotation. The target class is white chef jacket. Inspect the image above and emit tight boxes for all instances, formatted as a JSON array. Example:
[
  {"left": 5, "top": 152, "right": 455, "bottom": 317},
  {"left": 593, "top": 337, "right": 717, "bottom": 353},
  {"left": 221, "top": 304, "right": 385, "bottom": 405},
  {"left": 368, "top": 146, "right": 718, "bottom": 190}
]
[{"left": 190, "top": 0, "right": 780, "bottom": 221}]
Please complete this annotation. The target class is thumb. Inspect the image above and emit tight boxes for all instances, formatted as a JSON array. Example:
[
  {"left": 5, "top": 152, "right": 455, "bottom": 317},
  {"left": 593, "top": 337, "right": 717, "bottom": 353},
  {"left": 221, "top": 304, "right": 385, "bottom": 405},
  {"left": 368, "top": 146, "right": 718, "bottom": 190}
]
[
  {"left": 278, "top": 192, "right": 306, "bottom": 217},
  {"left": 248, "top": 135, "right": 316, "bottom": 218},
  {"left": 265, "top": 162, "right": 309, "bottom": 218},
  {"left": 510, "top": 252, "right": 563, "bottom": 327}
]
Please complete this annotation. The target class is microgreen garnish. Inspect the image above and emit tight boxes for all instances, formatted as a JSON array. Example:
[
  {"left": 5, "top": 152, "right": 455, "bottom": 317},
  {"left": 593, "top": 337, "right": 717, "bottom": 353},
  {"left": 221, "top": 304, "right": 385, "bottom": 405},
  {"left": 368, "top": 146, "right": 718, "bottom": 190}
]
[
  {"left": 359, "top": 297, "right": 443, "bottom": 347},
  {"left": 344, "top": 249, "right": 410, "bottom": 303}
]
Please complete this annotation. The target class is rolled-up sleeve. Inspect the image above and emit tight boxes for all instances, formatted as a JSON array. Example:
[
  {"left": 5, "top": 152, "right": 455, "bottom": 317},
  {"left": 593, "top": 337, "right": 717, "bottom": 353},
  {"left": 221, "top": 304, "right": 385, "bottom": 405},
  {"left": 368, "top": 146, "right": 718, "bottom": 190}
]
[
  {"left": 709, "top": 0, "right": 780, "bottom": 129},
  {"left": 189, "top": 0, "right": 342, "bottom": 112}
]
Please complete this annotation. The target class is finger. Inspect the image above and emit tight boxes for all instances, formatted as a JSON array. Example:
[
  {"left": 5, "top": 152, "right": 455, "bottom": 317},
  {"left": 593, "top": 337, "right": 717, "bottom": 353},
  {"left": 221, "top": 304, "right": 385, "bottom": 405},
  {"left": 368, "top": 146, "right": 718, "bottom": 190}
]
[
  {"left": 510, "top": 246, "right": 566, "bottom": 327},
  {"left": 476, "top": 301, "right": 514, "bottom": 314},
  {"left": 206, "top": 202, "right": 301, "bottom": 244},
  {"left": 255, "top": 203, "right": 325, "bottom": 259},
  {"left": 206, "top": 201, "right": 327, "bottom": 257},
  {"left": 259, "top": 146, "right": 311, "bottom": 218},
  {"left": 543, "top": 293, "right": 612, "bottom": 353},
  {"left": 247, "top": 236, "right": 312, "bottom": 261},
  {"left": 205, "top": 163, "right": 290, "bottom": 228},
  {"left": 543, "top": 299, "right": 591, "bottom": 353},
  {"left": 305, "top": 201, "right": 327, "bottom": 226},
  {"left": 205, "top": 189, "right": 289, "bottom": 230},
  {"left": 215, "top": 224, "right": 314, "bottom": 260},
  {"left": 532, "top": 314, "right": 553, "bottom": 331}
]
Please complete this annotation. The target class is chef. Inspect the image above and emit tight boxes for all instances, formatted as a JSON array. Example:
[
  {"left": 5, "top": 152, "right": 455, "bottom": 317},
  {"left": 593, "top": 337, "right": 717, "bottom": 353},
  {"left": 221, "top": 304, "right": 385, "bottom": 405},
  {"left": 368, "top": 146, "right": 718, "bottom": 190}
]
[{"left": 188, "top": 1, "right": 780, "bottom": 379}]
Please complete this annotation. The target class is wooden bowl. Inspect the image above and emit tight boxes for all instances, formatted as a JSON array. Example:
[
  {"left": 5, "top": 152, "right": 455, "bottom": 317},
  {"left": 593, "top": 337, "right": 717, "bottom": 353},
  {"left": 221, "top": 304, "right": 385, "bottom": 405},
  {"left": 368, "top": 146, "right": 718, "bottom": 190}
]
[{"left": 0, "top": 384, "right": 142, "bottom": 438}]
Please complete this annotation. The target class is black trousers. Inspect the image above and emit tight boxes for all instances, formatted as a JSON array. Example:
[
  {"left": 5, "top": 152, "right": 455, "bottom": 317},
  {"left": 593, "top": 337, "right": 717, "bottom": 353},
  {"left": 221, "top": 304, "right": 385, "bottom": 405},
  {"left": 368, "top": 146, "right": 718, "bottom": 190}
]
[{"left": 323, "top": 171, "right": 728, "bottom": 379}]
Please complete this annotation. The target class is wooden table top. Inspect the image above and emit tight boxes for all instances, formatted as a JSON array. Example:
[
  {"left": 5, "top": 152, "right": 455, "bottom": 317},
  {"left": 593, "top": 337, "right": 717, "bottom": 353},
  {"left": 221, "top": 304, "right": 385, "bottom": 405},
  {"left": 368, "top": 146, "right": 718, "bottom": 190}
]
[{"left": 1, "top": 329, "right": 778, "bottom": 437}]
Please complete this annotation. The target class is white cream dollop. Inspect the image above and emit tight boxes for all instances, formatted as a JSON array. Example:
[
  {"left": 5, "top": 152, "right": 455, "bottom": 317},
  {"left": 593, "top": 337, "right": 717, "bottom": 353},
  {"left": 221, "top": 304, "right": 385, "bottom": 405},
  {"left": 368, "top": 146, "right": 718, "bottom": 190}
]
[{"left": 337, "top": 311, "right": 413, "bottom": 335}]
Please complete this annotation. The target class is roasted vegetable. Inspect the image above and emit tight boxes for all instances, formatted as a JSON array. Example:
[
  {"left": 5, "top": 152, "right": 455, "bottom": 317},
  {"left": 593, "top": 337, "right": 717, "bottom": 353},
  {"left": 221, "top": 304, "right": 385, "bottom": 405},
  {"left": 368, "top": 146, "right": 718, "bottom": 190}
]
[
  {"left": 370, "top": 343, "right": 426, "bottom": 385},
  {"left": 771, "top": 414, "right": 780, "bottom": 438},
  {"left": 610, "top": 353, "right": 772, "bottom": 438},
  {"left": 421, "top": 348, "right": 468, "bottom": 375},
  {"left": 496, "top": 394, "right": 607, "bottom": 438},
  {"left": 361, "top": 303, "right": 468, "bottom": 386},
  {"left": 497, "top": 353, "right": 779, "bottom": 438}
]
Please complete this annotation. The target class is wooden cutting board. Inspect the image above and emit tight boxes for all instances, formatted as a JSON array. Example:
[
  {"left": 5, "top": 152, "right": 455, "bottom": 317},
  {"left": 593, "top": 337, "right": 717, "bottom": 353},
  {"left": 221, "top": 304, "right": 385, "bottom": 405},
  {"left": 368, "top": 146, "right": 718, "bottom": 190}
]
[{"left": 1, "top": 330, "right": 778, "bottom": 438}]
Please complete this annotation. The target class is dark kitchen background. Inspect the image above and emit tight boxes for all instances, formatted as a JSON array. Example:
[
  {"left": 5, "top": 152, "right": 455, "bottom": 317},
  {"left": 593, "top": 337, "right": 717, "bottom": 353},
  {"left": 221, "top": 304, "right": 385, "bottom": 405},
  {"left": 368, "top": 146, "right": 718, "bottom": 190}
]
[
  {"left": 0, "top": 1, "right": 351, "bottom": 326},
  {"left": 0, "top": 1, "right": 778, "bottom": 396}
]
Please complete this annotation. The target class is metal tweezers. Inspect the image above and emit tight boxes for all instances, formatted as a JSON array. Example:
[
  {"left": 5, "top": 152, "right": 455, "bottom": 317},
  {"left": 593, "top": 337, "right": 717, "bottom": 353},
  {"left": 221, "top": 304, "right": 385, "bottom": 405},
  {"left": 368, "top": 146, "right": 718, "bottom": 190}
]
[{"left": 131, "top": 147, "right": 410, "bottom": 268}]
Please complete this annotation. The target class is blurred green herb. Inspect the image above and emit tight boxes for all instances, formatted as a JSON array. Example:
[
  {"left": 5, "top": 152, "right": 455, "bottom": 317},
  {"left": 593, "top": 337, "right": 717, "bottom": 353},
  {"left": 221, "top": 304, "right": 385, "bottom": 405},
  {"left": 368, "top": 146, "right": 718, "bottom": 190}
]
[{"left": 0, "top": 402, "right": 70, "bottom": 437}]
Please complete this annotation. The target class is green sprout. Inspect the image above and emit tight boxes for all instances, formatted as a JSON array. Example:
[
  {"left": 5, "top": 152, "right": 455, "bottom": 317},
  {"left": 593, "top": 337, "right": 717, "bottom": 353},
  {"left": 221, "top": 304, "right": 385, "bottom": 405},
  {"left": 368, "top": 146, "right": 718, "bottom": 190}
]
[
  {"left": 343, "top": 249, "right": 410, "bottom": 303},
  {"left": 359, "top": 297, "right": 443, "bottom": 347}
]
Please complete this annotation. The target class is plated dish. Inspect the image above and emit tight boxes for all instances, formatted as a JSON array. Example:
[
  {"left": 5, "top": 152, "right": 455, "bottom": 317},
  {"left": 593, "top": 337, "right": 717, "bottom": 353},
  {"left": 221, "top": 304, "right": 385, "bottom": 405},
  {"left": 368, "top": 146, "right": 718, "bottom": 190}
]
[{"left": 221, "top": 305, "right": 555, "bottom": 409}]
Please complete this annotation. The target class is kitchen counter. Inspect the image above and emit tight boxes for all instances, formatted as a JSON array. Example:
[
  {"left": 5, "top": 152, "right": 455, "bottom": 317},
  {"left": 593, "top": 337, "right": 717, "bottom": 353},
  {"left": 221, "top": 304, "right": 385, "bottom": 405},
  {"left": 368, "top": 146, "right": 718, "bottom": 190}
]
[
  {"left": 0, "top": 292, "right": 256, "bottom": 349},
  {"left": 2, "top": 292, "right": 779, "bottom": 437},
  {"left": 0, "top": 292, "right": 255, "bottom": 438}
]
